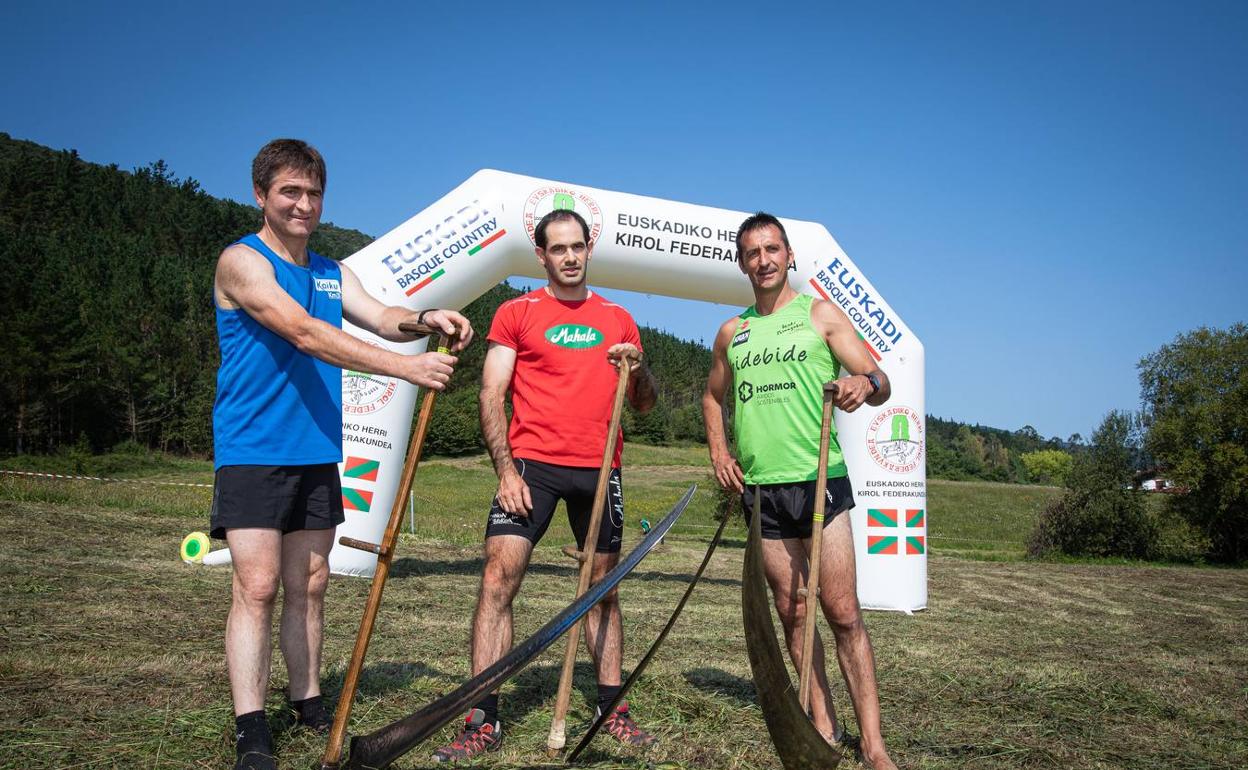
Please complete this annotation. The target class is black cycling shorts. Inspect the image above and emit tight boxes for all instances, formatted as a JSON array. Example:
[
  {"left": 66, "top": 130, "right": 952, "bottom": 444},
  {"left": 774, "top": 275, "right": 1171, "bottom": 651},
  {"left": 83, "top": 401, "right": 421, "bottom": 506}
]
[
  {"left": 741, "top": 476, "right": 855, "bottom": 540},
  {"left": 485, "top": 458, "right": 624, "bottom": 553},
  {"left": 210, "top": 463, "right": 345, "bottom": 539}
]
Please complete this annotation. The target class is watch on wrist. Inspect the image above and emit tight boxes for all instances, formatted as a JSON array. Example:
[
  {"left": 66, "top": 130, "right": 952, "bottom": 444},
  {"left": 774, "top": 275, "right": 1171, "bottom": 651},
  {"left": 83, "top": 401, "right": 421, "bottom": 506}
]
[
  {"left": 865, "top": 372, "right": 881, "bottom": 395},
  {"left": 415, "top": 309, "right": 432, "bottom": 329}
]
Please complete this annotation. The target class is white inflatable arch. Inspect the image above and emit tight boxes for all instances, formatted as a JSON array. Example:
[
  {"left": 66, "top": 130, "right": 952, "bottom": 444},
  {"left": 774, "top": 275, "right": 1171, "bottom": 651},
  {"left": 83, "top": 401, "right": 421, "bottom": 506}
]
[{"left": 212, "top": 170, "right": 928, "bottom": 612}]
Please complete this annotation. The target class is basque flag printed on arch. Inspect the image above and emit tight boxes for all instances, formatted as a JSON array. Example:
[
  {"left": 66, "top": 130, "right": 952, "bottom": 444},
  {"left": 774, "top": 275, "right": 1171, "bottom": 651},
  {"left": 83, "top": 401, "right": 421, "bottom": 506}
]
[
  {"left": 343, "top": 487, "right": 374, "bottom": 512},
  {"left": 345, "top": 456, "right": 380, "bottom": 482}
]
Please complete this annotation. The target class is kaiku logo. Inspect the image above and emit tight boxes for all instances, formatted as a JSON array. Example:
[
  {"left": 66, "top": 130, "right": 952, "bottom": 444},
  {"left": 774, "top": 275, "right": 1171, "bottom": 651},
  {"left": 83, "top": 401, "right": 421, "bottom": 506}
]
[
  {"left": 314, "top": 278, "right": 341, "bottom": 299},
  {"left": 732, "top": 328, "right": 750, "bottom": 347},
  {"left": 545, "top": 324, "right": 602, "bottom": 348},
  {"left": 524, "top": 186, "right": 603, "bottom": 246},
  {"left": 866, "top": 406, "right": 924, "bottom": 474}
]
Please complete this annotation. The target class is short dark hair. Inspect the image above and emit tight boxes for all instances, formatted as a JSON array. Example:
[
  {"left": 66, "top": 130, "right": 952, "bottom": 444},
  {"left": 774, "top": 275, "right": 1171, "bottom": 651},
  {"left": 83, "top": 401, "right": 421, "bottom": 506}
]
[
  {"left": 252, "top": 138, "right": 326, "bottom": 192},
  {"left": 535, "top": 209, "right": 591, "bottom": 250},
  {"left": 735, "top": 212, "right": 791, "bottom": 261}
]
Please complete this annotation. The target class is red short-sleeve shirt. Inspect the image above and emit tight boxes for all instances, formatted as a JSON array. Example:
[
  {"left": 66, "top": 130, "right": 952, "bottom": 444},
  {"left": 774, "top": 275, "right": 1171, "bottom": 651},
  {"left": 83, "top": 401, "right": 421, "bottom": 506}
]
[{"left": 488, "top": 288, "right": 642, "bottom": 468}]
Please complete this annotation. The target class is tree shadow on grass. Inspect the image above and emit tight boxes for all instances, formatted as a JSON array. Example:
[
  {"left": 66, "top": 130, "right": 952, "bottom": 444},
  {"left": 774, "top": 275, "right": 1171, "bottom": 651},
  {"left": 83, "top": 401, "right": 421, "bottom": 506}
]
[{"left": 683, "top": 667, "right": 757, "bottom": 706}]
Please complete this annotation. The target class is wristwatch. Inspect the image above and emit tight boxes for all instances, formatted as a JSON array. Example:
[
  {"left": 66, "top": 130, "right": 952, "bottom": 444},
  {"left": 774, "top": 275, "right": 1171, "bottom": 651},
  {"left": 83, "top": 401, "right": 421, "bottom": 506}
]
[{"left": 864, "top": 372, "right": 881, "bottom": 395}]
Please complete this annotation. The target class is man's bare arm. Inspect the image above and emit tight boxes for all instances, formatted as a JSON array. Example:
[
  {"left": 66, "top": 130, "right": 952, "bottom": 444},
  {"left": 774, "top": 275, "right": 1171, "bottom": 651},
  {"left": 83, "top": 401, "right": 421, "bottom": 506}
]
[
  {"left": 479, "top": 342, "right": 532, "bottom": 515},
  {"left": 339, "top": 264, "right": 474, "bottom": 352},
  {"left": 702, "top": 318, "right": 745, "bottom": 493},
  {"left": 811, "top": 300, "right": 891, "bottom": 411},
  {"left": 214, "top": 244, "right": 456, "bottom": 389}
]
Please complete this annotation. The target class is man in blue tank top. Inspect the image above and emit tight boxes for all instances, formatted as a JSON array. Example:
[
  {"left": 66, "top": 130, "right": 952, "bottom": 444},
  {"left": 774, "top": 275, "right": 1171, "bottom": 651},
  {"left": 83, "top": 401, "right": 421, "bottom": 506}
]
[{"left": 212, "top": 139, "right": 474, "bottom": 770}]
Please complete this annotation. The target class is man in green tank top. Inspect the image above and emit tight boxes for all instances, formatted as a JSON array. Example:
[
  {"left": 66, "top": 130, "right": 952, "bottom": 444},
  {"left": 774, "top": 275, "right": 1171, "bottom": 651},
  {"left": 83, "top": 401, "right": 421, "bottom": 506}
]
[{"left": 702, "top": 213, "right": 897, "bottom": 770}]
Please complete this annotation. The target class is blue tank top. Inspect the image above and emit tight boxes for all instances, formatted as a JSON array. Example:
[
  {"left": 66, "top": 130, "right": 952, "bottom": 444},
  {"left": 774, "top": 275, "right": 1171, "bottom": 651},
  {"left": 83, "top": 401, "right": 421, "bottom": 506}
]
[{"left": 213, "top": 234, "right": 344, "bottom": 469}]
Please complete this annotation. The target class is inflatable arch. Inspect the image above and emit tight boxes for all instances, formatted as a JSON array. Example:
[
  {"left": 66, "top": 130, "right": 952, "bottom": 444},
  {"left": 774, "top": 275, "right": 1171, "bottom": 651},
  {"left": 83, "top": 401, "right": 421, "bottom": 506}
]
[{"left": 210, "top": 170, "right": 928, "bottom": 612}]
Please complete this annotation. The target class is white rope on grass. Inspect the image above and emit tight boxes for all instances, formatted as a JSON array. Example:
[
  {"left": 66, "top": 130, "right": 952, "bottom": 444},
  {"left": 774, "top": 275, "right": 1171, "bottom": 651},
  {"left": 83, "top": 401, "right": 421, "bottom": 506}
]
[{"left": 0, "top": 469, "right": 212, "bottom": 489}]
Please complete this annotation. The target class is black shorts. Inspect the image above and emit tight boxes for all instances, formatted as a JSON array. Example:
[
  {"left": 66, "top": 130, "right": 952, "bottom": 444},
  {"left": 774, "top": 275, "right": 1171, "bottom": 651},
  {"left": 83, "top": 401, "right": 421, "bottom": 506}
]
[
  {"left": 741, "top": 476, "right": 855, "bottom": 540},
  {"left": 485, "top": 458, "right": 624, "bottom": 553},
  {"left": 210, "top": 463, "right": 345, "bottom": 539}
]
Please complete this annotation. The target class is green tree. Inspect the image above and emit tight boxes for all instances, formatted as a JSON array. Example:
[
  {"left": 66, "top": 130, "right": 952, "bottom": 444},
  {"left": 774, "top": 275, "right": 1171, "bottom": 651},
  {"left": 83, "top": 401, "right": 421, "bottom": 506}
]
[
  {"left": 1138, "top": 324, "right": 1248, "bottom": 563},
  {"left": 1021, "top": 449, "right": 1074, "bottom": 486},
  {"left": 1028, "top": 411, "right": 1155, "bottom": 559}
]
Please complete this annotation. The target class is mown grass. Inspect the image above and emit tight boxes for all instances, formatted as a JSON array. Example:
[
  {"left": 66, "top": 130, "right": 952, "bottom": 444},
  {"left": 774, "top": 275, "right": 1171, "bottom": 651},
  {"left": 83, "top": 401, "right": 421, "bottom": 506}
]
[{"left": 1, "top": 450, "right": 1244, "bottom": 770}]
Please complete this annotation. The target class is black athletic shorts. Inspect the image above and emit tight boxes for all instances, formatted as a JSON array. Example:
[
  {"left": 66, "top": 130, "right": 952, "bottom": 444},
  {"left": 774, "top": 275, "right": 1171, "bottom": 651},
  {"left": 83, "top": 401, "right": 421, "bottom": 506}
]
[
  {"left": 209, "top": 463, "right": 345, "bottom": 539},
  {"left": 485, "top": 458, "right": 624, "bottom": 553},
  {"left": 741, "top": 476, "right": 855, "bottom": 540}
]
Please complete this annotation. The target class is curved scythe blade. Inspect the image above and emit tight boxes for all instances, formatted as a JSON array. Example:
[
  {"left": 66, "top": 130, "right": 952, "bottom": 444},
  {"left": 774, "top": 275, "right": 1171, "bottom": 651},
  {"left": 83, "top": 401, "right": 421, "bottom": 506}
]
[
  {"left": 742, "top": 493, "right": 843, "bottom": 770},
  {"left": 343, "top": 485, "right": 696, "bottom": 770},
  {"left": 567, "top": 511, "right": 731, "bottom": 762}
]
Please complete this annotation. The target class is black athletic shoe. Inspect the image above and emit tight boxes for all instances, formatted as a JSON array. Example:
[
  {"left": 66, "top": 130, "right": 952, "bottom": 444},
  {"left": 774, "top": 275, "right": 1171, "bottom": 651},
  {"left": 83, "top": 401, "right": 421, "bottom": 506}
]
[
  {"left": 431, "top": 708, "right": 503, "bottom": 763},
  {"left": 289, "top": 696, "right": 332, "bottom": 734},
  {"left": 597, "top": 701, "right": 656, "bottom": 747},
  {"left": 233, "top": 750, "right": 277, "bottom": 770}
]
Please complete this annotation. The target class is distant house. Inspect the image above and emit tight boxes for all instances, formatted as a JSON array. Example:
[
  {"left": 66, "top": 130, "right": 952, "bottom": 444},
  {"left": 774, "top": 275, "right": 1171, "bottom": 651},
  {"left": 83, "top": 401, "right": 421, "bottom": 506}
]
[{"left": 1134, "top": 469, "right": 1189, "bottom": 494}]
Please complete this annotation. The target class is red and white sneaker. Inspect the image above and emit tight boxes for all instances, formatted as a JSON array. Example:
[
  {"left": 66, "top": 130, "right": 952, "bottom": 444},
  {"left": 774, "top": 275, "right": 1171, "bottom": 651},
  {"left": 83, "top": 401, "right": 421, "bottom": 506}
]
[
  {"left": 431, "top": 708, "right": 502, "bottom": 763},
  {"left": 597, "top": 701, "right": 657, "bottom": 747}
]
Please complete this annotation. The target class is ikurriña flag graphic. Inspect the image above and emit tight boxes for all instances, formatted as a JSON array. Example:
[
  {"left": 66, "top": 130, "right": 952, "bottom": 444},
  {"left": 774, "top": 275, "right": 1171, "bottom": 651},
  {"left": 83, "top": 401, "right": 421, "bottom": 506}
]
[
  {"left": 342, "top": 487, "right": 374, "bottom": 512},
  {"left": 866, "top": 508, "right": 925, "bottom": 555},
  {"left": 344, "top": 455, "right": 380, "bottom": 482}
]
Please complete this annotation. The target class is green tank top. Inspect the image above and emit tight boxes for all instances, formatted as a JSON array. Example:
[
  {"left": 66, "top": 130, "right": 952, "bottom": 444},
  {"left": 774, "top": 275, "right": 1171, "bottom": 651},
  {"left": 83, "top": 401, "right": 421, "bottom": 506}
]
[{"left": 729, "top": 293, "right": 846, "bottom": 484}]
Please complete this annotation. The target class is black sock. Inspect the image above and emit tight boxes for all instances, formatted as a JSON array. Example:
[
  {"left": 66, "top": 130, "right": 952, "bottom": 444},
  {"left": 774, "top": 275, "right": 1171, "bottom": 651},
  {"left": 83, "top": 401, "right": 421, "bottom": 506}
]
[
  {"left": 234, "top": 711, "right": 272, "bottom": 756},
  {"left": 475, "top": 693, "right": 499, "bottom": 725},
  {"left": 290, "top": 694, "right": 328, "bottom": 726},
  {"left": 596, "top": 684, "right": 622, "bottom": 715}
]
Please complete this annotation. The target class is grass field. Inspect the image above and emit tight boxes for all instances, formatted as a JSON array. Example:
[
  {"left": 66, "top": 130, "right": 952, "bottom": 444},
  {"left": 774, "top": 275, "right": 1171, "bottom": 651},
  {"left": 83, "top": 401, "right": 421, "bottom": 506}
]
[{"left": 1, "top": 447, "right": 1244, "bottom": 770}]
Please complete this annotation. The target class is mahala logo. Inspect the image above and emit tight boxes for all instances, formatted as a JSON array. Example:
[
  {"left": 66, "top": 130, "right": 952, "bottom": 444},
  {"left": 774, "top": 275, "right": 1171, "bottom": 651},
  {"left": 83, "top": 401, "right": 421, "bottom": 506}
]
[{"left": 545, "top": 324, "right": 602, "bottom": 348}]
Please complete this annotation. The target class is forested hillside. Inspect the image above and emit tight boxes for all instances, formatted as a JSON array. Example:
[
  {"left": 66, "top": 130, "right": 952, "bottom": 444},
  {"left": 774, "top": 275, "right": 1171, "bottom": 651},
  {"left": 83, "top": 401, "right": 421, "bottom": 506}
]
[{"left": 0, "top": 133, "right": 1074, "bottom": 483}]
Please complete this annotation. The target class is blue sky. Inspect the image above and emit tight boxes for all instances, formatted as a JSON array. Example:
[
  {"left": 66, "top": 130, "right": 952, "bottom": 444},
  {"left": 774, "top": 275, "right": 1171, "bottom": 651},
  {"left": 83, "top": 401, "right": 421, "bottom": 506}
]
[{"left": 4, "top": 1, "right": 1245, "bottom": 440}]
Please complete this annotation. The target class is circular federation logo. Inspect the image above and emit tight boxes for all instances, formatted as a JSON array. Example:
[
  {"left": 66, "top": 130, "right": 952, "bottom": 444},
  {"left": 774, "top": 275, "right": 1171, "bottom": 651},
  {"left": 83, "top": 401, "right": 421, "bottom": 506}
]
[
  {"left": 343, "top": 341, "right": 398, "bottom": 415},
  {"left": 866, "top": 405, "right": 924, "bottom": 474},
  {"left": 523, "top": 185, "right": 603, "bottom": 246}
]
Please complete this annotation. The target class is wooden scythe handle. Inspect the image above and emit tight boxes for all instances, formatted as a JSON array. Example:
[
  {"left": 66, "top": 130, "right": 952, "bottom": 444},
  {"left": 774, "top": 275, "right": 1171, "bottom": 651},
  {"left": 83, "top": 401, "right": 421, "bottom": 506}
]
[
  {"left": 321, "top": 333, "right": 453, "bottom": 769},
  {"left": 545, "top": 353, "right": 634, "bottom": 755},
  {"left": 798, "top": 380, "right": 838, "bottom": 712}
]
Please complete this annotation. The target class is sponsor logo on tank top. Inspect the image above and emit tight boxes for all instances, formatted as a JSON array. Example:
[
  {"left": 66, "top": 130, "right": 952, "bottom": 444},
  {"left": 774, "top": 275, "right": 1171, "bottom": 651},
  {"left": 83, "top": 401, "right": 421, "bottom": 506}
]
[
  {"left": 314, "top": 277, "right": 341, "bottom": 300},
  {"left": 731, "top": 319, "right": 751, "bottom": 347},
  {"left": 545, "top": 324, "right": 603, "bottom": 349},
  {"left": 866, "top": 405, "right": 924, "bottom": 474},
  {"left": 732, "top": 343, "right": 808, "bottom": 370},
  {"left": 776, "top": 320, "right": 803, "bottom": 337},
  {"left": 736, "top": 379, "right": 796, "bottom": 405}
]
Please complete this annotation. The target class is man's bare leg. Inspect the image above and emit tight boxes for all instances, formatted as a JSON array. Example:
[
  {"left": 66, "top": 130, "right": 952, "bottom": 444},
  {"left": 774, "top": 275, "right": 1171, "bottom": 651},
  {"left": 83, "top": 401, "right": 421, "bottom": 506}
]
[
  {"left": 225, "top": 528, "right": 283, "bottom": 715},
  {"left": 470, "top": 535, "right": 533, "bottom": 677},
  {"left": 818, "top": 512, "right": 897, "bottom": 770},
  {"left": 279, "top": 528, "right": 334, "bottom": 701},
  {"left": 583, "top": 551, "right": 622, "bottom": 686},
  {"left": 760, "top": 538, "right": 839, "bottom": 741}
]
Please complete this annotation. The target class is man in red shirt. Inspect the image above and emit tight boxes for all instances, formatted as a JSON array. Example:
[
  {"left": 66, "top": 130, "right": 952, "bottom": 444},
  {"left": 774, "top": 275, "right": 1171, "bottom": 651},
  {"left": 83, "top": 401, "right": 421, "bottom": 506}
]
[{"left": 432, "top": 209, "right": 658, "bottom": 762}]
